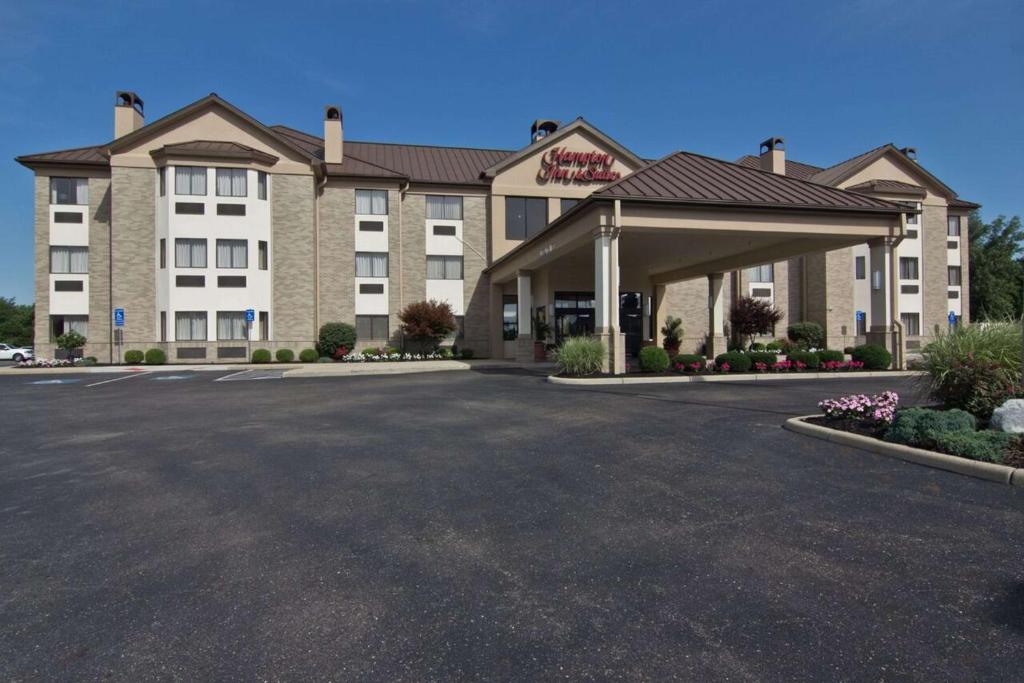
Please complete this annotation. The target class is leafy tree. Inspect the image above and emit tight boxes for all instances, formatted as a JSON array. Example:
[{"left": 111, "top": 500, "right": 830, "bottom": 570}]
[
  {"left": 969, "top": 212, "right": 1024, "bottom": 320},
  {"left": 317, "top": 322, "right": 357, "bottom": 358},
  {"left": 0, "top": 297, "right": 34, "bottom": 347},
  {"left": 730, "top": 296, "right": 784, "bottom": 349},
  {"left": 56, "top": 330, "right": 86, "bottom": 363},
  {"left": 661, "top": 316, "right": 684, "bottom": 355},
  {"left": 399, "top": 300, "right": 456, "bottom": 350}
]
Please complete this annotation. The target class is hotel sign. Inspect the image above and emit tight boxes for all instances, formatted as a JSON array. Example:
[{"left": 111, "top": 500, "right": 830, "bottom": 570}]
[{"left": 538, "top": 147, "right": 622, "bottom": 184}]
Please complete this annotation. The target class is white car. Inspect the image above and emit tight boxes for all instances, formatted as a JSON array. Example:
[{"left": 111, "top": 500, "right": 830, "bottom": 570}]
[{"left": 0, "top": 343, "right": 34, "bottom": 362}]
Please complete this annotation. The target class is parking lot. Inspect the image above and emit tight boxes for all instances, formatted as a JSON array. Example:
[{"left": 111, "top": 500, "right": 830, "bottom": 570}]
[{"left": 1, "top": 370, "right": 1022, "bottom": 680}]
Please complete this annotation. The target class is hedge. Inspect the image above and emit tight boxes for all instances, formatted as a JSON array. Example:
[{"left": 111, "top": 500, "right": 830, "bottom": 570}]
[
  {"left": 714, "top": 352, "right": 752, "bottom": 372},
  {"left": 747, "top": 351, "right": 777, "bottom": 367},
  {"left": 787, "top": 322, "right": 826, "bottom": 350},
  {"left": 251, "top": 349, "right": 272, "bottom": 363},
  {"left": 787, "top": 350, "right": 821, "bottom": 369},
  {"left": 275, "top": 348, "right": 295, "bottom": 363},
  {"left": 299, "top": 348, "right": 319, "bottom": 363},
  {"left": 144, "top": 348, "right": 166, "bottom": 365},
  {"left": 933, "top": 431, "right": 1015, "bottom": 463},
  {"left": 125, "top": 350, "right": 144, "bottom": 364},
  {"left": 639, "top": 346, "right": 670, "bottom": 373},
  {"left": 884, "top": 407, "right": 976, "bottom": 450},
  {"left": 818, "top": 349, "right": 845, "bottom": 363},
  {"left": 852, "top": 344, "right": 892, "bottom": 370}
]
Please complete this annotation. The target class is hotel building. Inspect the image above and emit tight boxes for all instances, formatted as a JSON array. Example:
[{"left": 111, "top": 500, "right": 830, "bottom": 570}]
[{"left": 17, "top": 92, "right": 976, "bottom": 371}]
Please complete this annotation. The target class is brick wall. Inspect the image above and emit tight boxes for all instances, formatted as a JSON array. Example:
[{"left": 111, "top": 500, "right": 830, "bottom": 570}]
[
  {"left": 88, "top": 177, "right": 112, "bottom": 361},
  {"left": 32, "top": 176, "right": 52, "bottom": 358},
  {"left": 921, "top": 203, "right": 950, "bottom": 340},
  {"left": 271, "top": 174, "right": 316, "bottom": 346},
  {"left": 318, "top": 185, "right": 355, "bottom": 325},
  {"left": 110, "top": 167, "right": 156, "bottom": 350},
  {"left": 462, "top": 195, "right": 490, "bottom": 355}
]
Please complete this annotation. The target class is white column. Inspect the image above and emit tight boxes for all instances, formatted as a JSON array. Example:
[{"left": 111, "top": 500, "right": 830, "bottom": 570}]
[
  {"left": 594, "top": 233, "right": 611, "bottom": 332},
  {"left": 869, "top": 240, "right": 891, "bottom": 329},
  {"left": 706, "top": 273, "right": 726, "bottom": 358},
  {"left": 516, "top": 270, "right": 532, "bottom": 338}
]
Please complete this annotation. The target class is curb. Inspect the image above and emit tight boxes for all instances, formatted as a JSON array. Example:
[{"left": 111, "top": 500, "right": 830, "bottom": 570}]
[
  {"left": 783, "top": 415, "right": 1024, "bottom": 486},
  {"left": 547, "top": 370, "right": 924, "bottom": 386}
]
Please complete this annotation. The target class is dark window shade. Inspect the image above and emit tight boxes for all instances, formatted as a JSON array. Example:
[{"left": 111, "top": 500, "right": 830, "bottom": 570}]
[
  {"left": 901, "top": 285, "right": 920, "bottom": 294},
  {"left": 53, "top": 212, "right": 83, "bottom": 223},
  {"left": 359, "top": 283, "right": 384, "bottom": 294},
  {"left": 359, "top": 221, "right": 384, "bottom": 232},
  {"left": 948, "top": 290, "right": 960, "bottom": 299},
  {"left": 217, "top": 275, "right": 246, "bottom": 288},
  {"left": 356, "top": 315, "right": 389, "bottom": 340},
  {"left": 175, "top": 202, "right": 205, "bottom": 215},
  {"left": 855, "top": 256, "right": 866, "bottom": 280},
  {"left": 505, "top": 196, "right": 548, "bottom": 240},
  {"left": 159, "top": 238, "right": 166, "bottom": 269},
  {"left": 560, "top": 198, "right": 579, "bottom": 215},
  {"left": 217, "top": 203, "right": 246, "bottom": 216},
  {"left": 905, "top": 229, "right": 918, "bottom": 239},
  {"left": 177, "top": 347, "right": 207, "bottom": 359},
  {"left": 217, "top": 346, "right": 246, "bottom": 359},
  {"left": 751, "top": 288, "right": 772, "bottom": 298},
  {"left": 258, "top": 241, "right": 268, "bottom": 270},
  {"left": 432, "top": 224, "right": 456, "bottom": 236},
  {"left": 176, "top": 275, "right": 205, "bottom": 287},
  {"left": 947, "top": 241, "right": 958, "bottom": 249},
  {"left": 53, "top": 280, "right": 83, "bottom": 292}
]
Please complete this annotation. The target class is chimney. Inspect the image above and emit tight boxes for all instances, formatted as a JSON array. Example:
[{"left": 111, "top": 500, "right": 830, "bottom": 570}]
[
  {"left": 324, "top": 106, "right": 343, "bottom": 164},
  {"left": 114, "top": 91, "right": 144, "bottom": 138},
  {"left": 900, "top": 146, "right": 917, "bottom": 162},
  {"left": 759, "top": 137, "right": 785, "bottom": 174},
  {"left": 531, "top": 119, "right": 560, "bottom": 143}
]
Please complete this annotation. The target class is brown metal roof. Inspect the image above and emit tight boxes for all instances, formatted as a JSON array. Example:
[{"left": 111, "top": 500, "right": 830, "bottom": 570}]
[
  {"left": 16, "top": 143, "right": 109, "bottom": 166},
  {"left": 735, "top": 155, "right": 823, "bottom": 181},
  {"left": 272, "top": 125, "right": 513, "bottom": 185},
  {"left": 846, "top": 178, "right": 927, "bottom": 197},
  {"left": 595, "top": 151, "right": 907, "bottom": 213},
  {"left": 151, "top": 140, "right": 279, "bottom": 165},
  {"left": 949, "top": 197, "right": 981, "bottom": 209}
]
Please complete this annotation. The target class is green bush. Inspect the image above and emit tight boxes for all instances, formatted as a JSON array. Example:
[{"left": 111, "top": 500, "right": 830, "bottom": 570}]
[
  {"left": 639, "top": 346, "right": 670, "bottom": 373},
  {"left": 765, "top": 340, "right": 784, "bottom": 352},
  {"left": 674, "top": 353, "right": 705, "bottom": 370},
  {"left": 275, "top": 349, "right": 294, "bottom": 363},
  {"left": 749, "top": 342, "right": 765, "bottom": 352},
  {"left": 920, "top": 322, "right": 1021, "bottom": 420},
  {"left": 361, "top": 347, "right": 382, "bottom": 357},
  {"left": 79, "top": 357, "right": 97, "bottom": 367},
  {"left": 144, "top": 348, "right": 166, "bottom": 365},
  {"left": 748, "top": 351, "right": 777, "bottom": 367},
  {"left": 818, "top": 349, "right": 844, "bottom": 363},
  {"left": 787, "top": 350, "right": 821, "bottom": 369},
  {"left": 787, "top": 322, "right": 826, "bottom": 350},
  {"left": 460, "top": 348, "right": 474, "bottom": 359},
  {"left": 714, "top": 352, "right": 752, "bottom": 372},
  {"left": 843, "top": 346, "right": 855, "bottom": 355},
  {"left": 251, "top": 349, "right": 272, "bottom": 364},
  {"left": 884, "top": 407, "right": 976, "bottom": 449},
  {"left": 933, "top": 431, "right": 1014, "bottom": 463},
  {"left": 317, "top": 322, "right": 357, "bottom": 358},
  {"left": 125, "top": 350, "right": 144, "bottom": 364},
  {"left": 851, "top": 344, "right": 892, "bottom": 370},
  {"left": 437, "top": 347, "right": 453, "bottom": 359},
  {"left": 317, "top": 356, "right": 334, "bottom": 363},
  {"left": 299, "top": 348, "right": 318, "bottom": 363},
  {"left": 556, "top": 336, "right": 606, "bottom": 376}
]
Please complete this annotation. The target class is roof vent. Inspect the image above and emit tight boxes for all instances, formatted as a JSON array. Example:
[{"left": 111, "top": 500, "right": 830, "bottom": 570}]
[
  {"left": 531, "top": 119, "right": 560, "bottom": 143},
  {"left": 900, "top": 146, "right": 917, "bottom": 161},
  {"left": 759, "top": 137, "right": 784, "bottom": 154},
  {"left": 114, "top": 91, "right": 144, "bottom": 139},
  {"left": 759, "top": 137, "right": 785, "bottom": 175},
  {"left": 116, "top": 91, "right": 144, "bottom": 115}
]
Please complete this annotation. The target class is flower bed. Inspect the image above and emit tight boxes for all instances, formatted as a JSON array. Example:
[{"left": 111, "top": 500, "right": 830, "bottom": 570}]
[
  {"left": 338, "top": 349, "right": 448, "bottom": 362},
  {"left": 669, "top": 357, "right": 866, "bottom": 375},
  {"left": 17, "top": 358, "right": 77, "bottom": 368}
]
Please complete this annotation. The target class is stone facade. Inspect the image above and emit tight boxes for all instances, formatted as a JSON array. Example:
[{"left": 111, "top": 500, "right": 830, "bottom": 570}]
[
  {"left": 399, "top": 193, "right": 426, "bottom": 310},
  {"left": 921, "top": 202, "right": 951, "bottom": 341},
  {"left": 32, "top": 176, "right": 52, "bottom": 359},
  {"left": 110, "top": 167, "right": 156, "bottom": 352},
  {"left": 87, "top": 177, "right": 113, "bottom": 362},
  {"left": 318, "top": 184, "right": 355, "bottom": 326},
  {"left": 461, "top": 195, "right": 490, "bottom": 355},
  {"left": 271, "top": 173, "right": 317, "bottom": 348}
]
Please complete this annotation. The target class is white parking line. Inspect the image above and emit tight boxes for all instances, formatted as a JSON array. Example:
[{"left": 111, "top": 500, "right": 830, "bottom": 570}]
[
  {"left": 214, "top": 369, "right": 254, "bottom": 382},
  {"left": 86, "top": 373, "right": 147, "bottom": 387}
]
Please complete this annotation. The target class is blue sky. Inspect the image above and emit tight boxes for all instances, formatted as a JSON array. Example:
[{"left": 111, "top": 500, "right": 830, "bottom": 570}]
[{"left": 1, "top": 0, "right": 1021, "bottom": 304}]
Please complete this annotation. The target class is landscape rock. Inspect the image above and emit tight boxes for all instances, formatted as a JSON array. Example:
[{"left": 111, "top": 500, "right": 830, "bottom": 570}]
[{"left": 990, "top": 399, "right": 1024, "bottom": 433}]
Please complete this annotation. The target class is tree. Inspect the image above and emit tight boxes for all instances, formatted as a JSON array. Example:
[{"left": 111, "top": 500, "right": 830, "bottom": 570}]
[
  {"left": 0, "top": 297, "right": 34, "bottom": 347},
  {"left": 661, "top": 316, "right": 684, "bottom": 355},
  {"left": 56, "top": 330, "right": 86, "bottom": 363},
  {"left": 730, "top": 296, "right": 783, "bottom": 349},
  {"left": 317, "top": 322, "right": 357, "bottom": 358},
  {"left": 969, "top": 212, "right": 1024, "bottom": 321},
  {"left": 398, "top": 300, "right": 457, "bottom": 351}
]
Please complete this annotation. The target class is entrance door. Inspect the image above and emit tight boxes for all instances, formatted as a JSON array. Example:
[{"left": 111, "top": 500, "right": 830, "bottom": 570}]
[
  {"left": 554, "top": 291, "right": 595, "bottom": 343},
  {"left": 619, "top": 292, "right": 643, "bottom": 357}
]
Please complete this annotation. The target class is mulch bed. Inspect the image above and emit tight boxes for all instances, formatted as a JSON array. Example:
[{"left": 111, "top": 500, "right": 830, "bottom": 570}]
[{"left": 805, "top": 416, "right": 888, "bottom": 439}]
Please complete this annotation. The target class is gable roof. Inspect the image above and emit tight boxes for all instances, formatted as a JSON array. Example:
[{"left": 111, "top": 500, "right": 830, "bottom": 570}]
[
  {"left": 150, "top": 140, "right": 279, "bottom": 165},
  {"left": 735, "top": 155, "right": 823, "bottom": 181},
  {"left": 480, "top": 118, "right": 644, "bottom": 178},
  {"left": 809, "top": 143, "right": 961, "bottom": 201},
  {"left": 846, "top": 178, "right": 927, "bottom": 198},
  {"left": 594, "top": 151, "right": 908, "bottom": 213},
  {"left": 16, "top": 143, "right": 109, "bottom": 167}
]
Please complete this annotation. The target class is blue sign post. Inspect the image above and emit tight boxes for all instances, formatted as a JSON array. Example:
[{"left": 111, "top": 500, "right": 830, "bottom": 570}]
[
  {"left": 114, "top": 308, "right": 125, "bottom": 327},
  {"left": 245, "top": 309, "right": 255, "bottom": 323},
  {"left": 948, "top": 311, "right": 958, "bottom": 328},
  {"left": 855, "top": 310, "right": 865, "bottom": 322}
]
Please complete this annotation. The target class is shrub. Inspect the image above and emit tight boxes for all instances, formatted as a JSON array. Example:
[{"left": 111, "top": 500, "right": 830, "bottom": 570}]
[
  {"left": 715, "top": 352, "right": 752, "bottom": 372},
  {"left": 818, "top": 349, "right": 844, "bottom": 363},
  {"left": 747, "top": 351, "right": 777, "bottom": 367},
  {"left": 437, "top": 347, "right": 454, "bottom": 359},
  {"left": 299, "top": 348, "right": 318, "bottom": 363},
  {"left": 251, "top": 349, "right": 272, "bottom": 364},
  {"left": 317, "top": 356, "right": 333, "bottom": 363},
  {"left": 556, "top": 336, "right": 606, "bottom": 376},
  {"left": 144, "top": 348, "right": 166, "bottom": 365},
  {"left": 56, "top": 330, "right": 87, "bottom": 363},
  {"left": 933, "top": 431, "right": 1014, "bottom": 463},
  {"left": 819, "top": 391, "right": 899, "bottom": 424},
  {"left": 787, "top": 350, "right": 821, "bottom": 369},
  {"left": 398, "top": 300, "right": 456, "bottom": 349},
  {"left": 639, "top": 346, "right": 670, "bottom": 373},
  {"left": 460, "top": 348, "right": 474, "bottom": 359},
  {"left": 674, "top": 353, "right": 705, "bottom": 368},
  {"left": 124, "top": 350, "right": 144, "bottom": 364},
  {"left": 730, "top": 296, "right": 784, "bottom": 349},
  {"left": 843, "top": 346, "right": 855, "bottom": 355},
  {"left": 361, "top": 347, "right": 382, "bottom": 358},
  {"left": 661, "top": 316, "right": 684, "bottom": 355},
  {"left": 787, "top": 322, "right": 826, "bottom": 350},
  {"left": 765, "top": 340, "right": 784, "bottom": 352},
  {"left": 884, "top": 407, "right": 976, "bottom": 449},
  {"left": 921, "top": 322, "right": 1022, "bottom": 420},
  {"left": 275, "top": 348, "right": 294, "bottom": 363},
  {"left": 317, "top": 322, "right": 357, "bottom": 358},
  {"left": 851, "top": 344, "right": 892, "bottom": 370},
  {"left": 749, "top": 342, "right": 765, "bottom": 351},
  {"left": 79, "top": 357, "right": 97, "bottom": 367}
]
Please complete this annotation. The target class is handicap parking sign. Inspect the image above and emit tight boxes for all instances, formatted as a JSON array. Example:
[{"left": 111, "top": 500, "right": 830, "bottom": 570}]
[
  {"left": 948, "top": 311, "right": 958, "bottom": 325},
  {"left": 245, "top": 308, "right": 255, "bottom": 323},
  {"left": 114, "top": 308, "right": 125, "bottom": 327},
  {"left": 855, "top": 310, "right": 865, "bottom": 322}
]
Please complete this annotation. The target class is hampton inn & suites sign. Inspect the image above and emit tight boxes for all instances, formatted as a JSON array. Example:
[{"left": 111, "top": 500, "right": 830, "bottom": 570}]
[{"left": 538, "top": 147, "right": 622, "bottom": 184}]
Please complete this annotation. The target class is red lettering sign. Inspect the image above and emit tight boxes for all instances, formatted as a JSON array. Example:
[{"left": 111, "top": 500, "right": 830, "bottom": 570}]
[{"left": 538, "top": 146, "right": 621, "bottom": 184}]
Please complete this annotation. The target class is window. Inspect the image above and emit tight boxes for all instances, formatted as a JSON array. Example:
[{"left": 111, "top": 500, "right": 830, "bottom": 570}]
[
  {"left": 50, "top": 177, "right": 88, "bottom": 205},
  {"left": 906, "top": 229, "right": 918, "bottom": 239},
  {"left": 900, "top": 312, "right": 920, "bottom": 336},
  {"left": 217, "top": 312, "right": 248, "bottom": 340},
  {"left": 258, "top": 241, "right": 268, "bottom": 270},
  {"left": 359, "top": 283, "right": 384, "bottom": 294},
  {"left": 53, "top": 212, "right": 83, "bottom": 223},
  {"left": 355, "top": 252, "right": 388, "bottom": 277},
  {"left": 160, "top": 239, "right": 166, "bottom": 269},
  {"left": 175, "top": 312, "right": 207, "bottom": 341},
  {"left": 432, "top": 224, "right": 456, "bottom": 236},
  {"left": 744, "top": 263, "right": 774, "bottom": 283},
  {"left": 159, "top": 167, "right": 166, "bottom": 197},
  {"left": 855, "top": 256, "right": 866, "bottom": 280},
  {"left": 175, "top": 166, "right": 207, "bottom": 196},
  {"left": 259, "top": 311, "right": 268, "bottom": 341},
  {"left": 257, "top": 171, "right": 267, "bottom": 200},
  {"left": 502, "top": 295, "right": 518, "bottom": 340},
  {"left": 176, "top": 275, "right": 205, "bottom": 287},
  {"left": 505, "top": 196, "right": 548, "bottom": 240},
  {"left": 175, "top": 238, "right": 207, "bottom": 268},
  {"left": 906, "top": 206, "right": 919, "bottom": 225},
  {"left": 216, "top": 168, "right": 247, "bottom": 197},
  {"left": 356, "top": 315, "right": 389, "bottom": 340},
  {"left": 217, "top": 204, "right": 246, "bottom": 216},
  {"left": 355, "top": 189, "right": 388, "bottom": 215},
  {"left": 50, "top": 315, "right": 88, "bottom": 340},
  {"left": 426, "top": 195, "right": 463, "bottom": 220},
  {"left": 216, "top": 239, "right": 248, "bottom": 269},
  {"left": 426, "top": 255, "right": 463, "bottom": 280},
  {"left": 175, "top": 202, "right": 205, "bottom": 215},
  {"left": 160, "top": 312, "right": 167, "bottom": 342},
  {"left": 948, "top": 266, "right": 962, "bottom": 286},
  {"left": 948, "top": 215, "right": 961, "bottom": 237},
  {"left": 899, "top": 257, "right": 919, "bottom": 280},
  {"left": 49, "top": 246, "right": 88, "bottom": 274},
  {"left": 53, "top": 280, "right": 83, "bottom": 292},
  {"left": 560, "top": 198, "right": 579, "bottom": 215},
  {"left": 359, "top": 221, "right": 384, "bottom": 232}
]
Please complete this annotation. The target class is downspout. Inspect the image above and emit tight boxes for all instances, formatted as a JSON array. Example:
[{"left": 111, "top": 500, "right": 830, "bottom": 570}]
[
  {"left": 889, "top": 212, "right": 907, "bottom": 369},
  {"left": 399, "top": 180, "right": 408, "bottom": 313},
  {"left": 800, "top": 256, "right": 807, "bottom": 322},
  {"left": 314, "top": 164, "right": 327, "bottom": 336}
]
